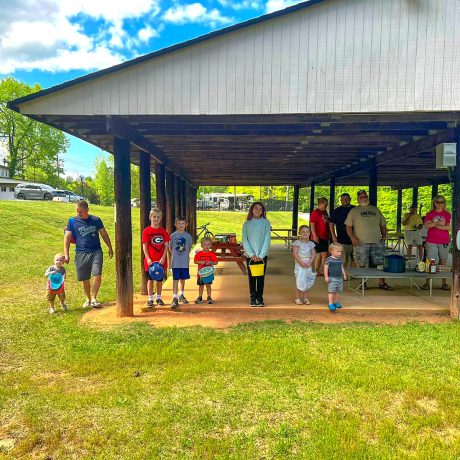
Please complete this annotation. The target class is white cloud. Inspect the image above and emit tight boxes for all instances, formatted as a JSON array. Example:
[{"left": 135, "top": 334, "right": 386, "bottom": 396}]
[
  {"left": 265, "top": 0, "right": 303, "bottom": 13},
  {"left": 0, "top": 0, "right": 161, "bottom": 74},
  {"left": 138, "top": 25, "right": 161, "bottom": 43},
  {"left": 217, "top": 0, "right": 263, "bottom": 10},
  {"left": 163, "top": 3, "right": 234, "bottom": 26}
]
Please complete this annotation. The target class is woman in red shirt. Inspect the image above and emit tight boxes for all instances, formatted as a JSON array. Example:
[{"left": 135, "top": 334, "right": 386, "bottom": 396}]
[{"left": 310, "top": 197, "right": 331, "bottom": 276}]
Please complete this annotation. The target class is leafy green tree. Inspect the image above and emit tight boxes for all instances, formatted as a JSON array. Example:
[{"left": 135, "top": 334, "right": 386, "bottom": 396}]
[
  {"left": 0, "top": 76, "right": 69, "bottom": 181},
  {"left": 94, "top": 156, "right": 114, "bottom": 206}
]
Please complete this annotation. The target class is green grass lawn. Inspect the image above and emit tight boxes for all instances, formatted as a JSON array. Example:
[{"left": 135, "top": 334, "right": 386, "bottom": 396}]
[{"left": 1, "top": 201, "right": 460, "bottom": 458}]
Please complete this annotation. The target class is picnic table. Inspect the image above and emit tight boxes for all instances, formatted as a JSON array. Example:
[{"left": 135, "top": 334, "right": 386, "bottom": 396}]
[
  {"left": 270, "top": 228, "right": 295, "bottom": 249},
  {"left": 212, "top": 241, "right": 247, "bottom": 274},
  {"left": 347, "top": 267, "right": 447, "bottom": 301}
]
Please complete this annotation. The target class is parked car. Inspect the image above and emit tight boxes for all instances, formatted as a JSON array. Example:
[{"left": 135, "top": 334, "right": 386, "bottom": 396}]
[
  {"left": 53, "top": 190, "right": 84, "bottom": 203},
  {"left": 14, "top": 183, "right": 57, "bottom": 201}
]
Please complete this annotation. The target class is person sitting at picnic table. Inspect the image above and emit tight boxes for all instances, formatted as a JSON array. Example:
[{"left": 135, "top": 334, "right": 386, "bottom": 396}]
[
  {"left": 402, "top": 205, "right": 424, "bottom": 262},
  {"left": 329, "top": 192, "right": 355, "bottom": 268},
  {"left": 309, "top": 197, "right": 331, "bottom": 276},
  {"left": 422, "top": 195, "right": 451, "bottom": 291},
  {"left": 345, "top": 189, "right": 392, "bottom": 290}
]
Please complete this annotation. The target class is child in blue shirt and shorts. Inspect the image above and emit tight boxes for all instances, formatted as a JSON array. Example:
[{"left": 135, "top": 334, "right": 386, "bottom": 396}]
[{"left": 324, "top": 242, "right": 347, "bottom": 312}]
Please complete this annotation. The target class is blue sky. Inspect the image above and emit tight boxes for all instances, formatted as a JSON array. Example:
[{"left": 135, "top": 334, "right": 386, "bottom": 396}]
[{"left": 1, "top": 0, "right": 303, "bottom": 178}]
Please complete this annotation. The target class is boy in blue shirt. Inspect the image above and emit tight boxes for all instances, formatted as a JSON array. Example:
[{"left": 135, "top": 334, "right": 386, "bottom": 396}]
[
  {"left": 169, "top": 216, "right": 193, "bottom": 309},
  {"left": 324, "top": 242, "right": 347, "bottom": 312}
]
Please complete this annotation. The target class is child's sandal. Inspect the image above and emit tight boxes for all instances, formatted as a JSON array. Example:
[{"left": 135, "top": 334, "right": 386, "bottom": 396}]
[{"left": 441, "top": 283, "right": 449, "bottom": 290}]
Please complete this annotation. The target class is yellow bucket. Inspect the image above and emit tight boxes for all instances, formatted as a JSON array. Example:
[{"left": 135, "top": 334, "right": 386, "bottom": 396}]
[{"left": 249, "top": 261, "right": 265, "bottom": 277}]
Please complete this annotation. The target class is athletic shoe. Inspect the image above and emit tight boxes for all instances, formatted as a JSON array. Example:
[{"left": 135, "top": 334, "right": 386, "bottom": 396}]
[
  {"left": 207, "top": 297, "right": 214, "bottom": 304},
  {"left": 49, "top": 307, "right": 55, "bottom": 314},
  {"left": 294, "top": 298, "right": 303, "bottom": 305},
  {"left": 179, "top": 295, "right": 189, "bottom": 304},
  {"left": 171, "top": 298, "right": 179, "bottom": 309},
  {"left": 250, "top": 298, "right": 257, "bottom": 307},
  {"left": 195, "top": 296, "right": 203, "bottom": 304},
  {"left": 91, "top": 299, "right": 102, "bottom": 309},
  {"left": 328, "top": 304, "right": 336, "bottom": 312},
  {"left": 303, "top": 298, "right": 311, "bottom": 305},
  {"left": 334, "top": 303, "right": 342, "bottom": 309},
  {"left": 82, "top": 300, "right": 91, "bottom": 309},
  {"left": 146, "top": 299, "right": 155, "bottom": 307},
  {"left": 258, "top": 297, "right": 265, "bottom": 307},
  {"left": 156, "top": 299, "right": 165, "bottom": 306},
  {"left": 61, "top": 303, "right": 69, "bottom": 311}
]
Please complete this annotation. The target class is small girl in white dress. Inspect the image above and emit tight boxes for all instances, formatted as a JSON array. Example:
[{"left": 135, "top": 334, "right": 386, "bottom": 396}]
[{"left": 292, "top": 225, "right": 317, "bottom": 305}]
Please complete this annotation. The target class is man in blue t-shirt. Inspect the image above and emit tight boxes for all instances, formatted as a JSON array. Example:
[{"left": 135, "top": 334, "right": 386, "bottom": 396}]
[{"left": 64, "top": 200, "right": 113, "bottom": 309}]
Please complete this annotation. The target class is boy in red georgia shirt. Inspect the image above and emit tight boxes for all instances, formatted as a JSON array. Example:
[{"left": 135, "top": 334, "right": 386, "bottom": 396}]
[
  {"left": 194, "top": 237, "right": 218, "bottom": 304},
  {"left": 142, "top": 209, "right": 170, "bottom": 307}
]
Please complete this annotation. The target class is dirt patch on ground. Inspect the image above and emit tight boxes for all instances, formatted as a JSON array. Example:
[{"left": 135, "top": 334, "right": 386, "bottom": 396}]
[{"left": 81, "top": 302, "right": 451, "bottom": 329}]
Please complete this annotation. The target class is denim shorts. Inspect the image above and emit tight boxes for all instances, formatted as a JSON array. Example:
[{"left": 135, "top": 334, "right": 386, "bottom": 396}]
[
  {"left": 328, "top": 277, "right": 343, "bottom": 293},
  {"left": 172, "top": 268, "right": 190, "bottom": 280}
]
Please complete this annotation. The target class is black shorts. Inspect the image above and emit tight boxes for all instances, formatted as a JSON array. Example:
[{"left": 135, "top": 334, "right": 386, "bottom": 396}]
[{"left": 315, "top": 238, "right": 330, "bottom": 253}]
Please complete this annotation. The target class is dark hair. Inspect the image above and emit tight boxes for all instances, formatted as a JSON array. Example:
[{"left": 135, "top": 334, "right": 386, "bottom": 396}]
[
  {"left": 76, "top": 199, "right": 89, "bottom": 210},
  {"left": 340, "top": 193, "right": 351, "bottom": 198},
  {"left": 175, "top": 215, "right": 187, "bottom": 223},
  {"left": 246, "top": 201, "right": 267, "bottom": 220}
]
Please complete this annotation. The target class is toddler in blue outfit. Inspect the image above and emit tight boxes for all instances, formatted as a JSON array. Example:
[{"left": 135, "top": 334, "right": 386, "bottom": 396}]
[{"left": 324, "top": 242, "right": 347, "bottom": 312}]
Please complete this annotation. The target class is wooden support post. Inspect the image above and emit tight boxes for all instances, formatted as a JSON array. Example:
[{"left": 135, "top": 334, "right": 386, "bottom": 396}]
[
  {"left": 184, "top": 182, "right": 190, "bottom": 232},
  {"left": 181, "top": 179, "right": 187, "bottom": 216},
  {"left": 396, "top": 189, "right": 403, "bottom": 235},
  {"left": 309, "top": 182, "right": 315, "bottom": 214},
  {"left": 412, "top": 187, "right": 418, "bottom": 207},
  {"left": 292, "top": 185, "right": 299, "bottom": 236},
  {"left": 329, "top": 176, "right": 336, "bottom": 213},
  {"left": 369, "top": 157, "right": 378, "bottom": 206},
  {"left": 173, "top": 175, "right": 181, "bottom": 219},
  {"left": 165, "top": 169, "right": 175, "bottom": 236},
  {"left": 155, "top": 163, "right": 166, "bottom": 227},
  {"left": 431, "top": 184, "right": 439, "bottom": 199},
  {"left": 139, "top": 153, "right": 151, "bottom": 295},
  {"left": 190, "top": 186, "right": 198, "bottom": 243},
  {"left": 450, "top": 128, "right": 460, "bottom": 320},
  {"left": 114, "top": 137, "right": 133, "bottom": 318}
]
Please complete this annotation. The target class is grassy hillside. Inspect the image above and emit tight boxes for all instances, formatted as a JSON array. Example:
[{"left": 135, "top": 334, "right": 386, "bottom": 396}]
[{"left": 1, "top": 201, "right": 460, "bottom": 458}]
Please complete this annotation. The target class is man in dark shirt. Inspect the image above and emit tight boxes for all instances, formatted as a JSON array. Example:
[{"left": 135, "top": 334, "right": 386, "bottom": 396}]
[
  {"left": 64, "top": 200, "right": 113, "bottom": 308},
  {"left": 329, "top": 193, "right": 355, "bottom": 267}
]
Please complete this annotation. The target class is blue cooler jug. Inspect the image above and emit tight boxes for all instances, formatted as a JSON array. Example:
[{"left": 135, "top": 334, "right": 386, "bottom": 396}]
[{"left": 383, "top": 255, "right": 405, "bottom": 273}]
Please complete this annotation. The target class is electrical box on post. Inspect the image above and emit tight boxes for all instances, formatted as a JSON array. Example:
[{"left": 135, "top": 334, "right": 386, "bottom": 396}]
[{"left": 436, "top": 143, "right": 457, "bottom": 169}]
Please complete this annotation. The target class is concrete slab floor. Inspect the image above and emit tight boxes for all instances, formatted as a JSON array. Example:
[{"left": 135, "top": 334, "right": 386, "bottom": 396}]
[{"left": 81, "top": 245, "right": 451, "bottom": 328}]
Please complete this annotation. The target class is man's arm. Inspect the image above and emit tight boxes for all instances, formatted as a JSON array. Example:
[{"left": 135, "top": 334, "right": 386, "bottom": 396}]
[
  {"left": 64, "top": 231, "right": 72, "bottom": 264},
  {"left": 380, "top": 225, "right": 387, "bottom": 241},
  {"left": 99, "top": 228, "right": 114, "bottom": 259},
  {"left": 346, "top": 225, "right": 359, "bottom": 246},
  {"left": 329, "top": 222, "right": 337, "bottom": 242}
]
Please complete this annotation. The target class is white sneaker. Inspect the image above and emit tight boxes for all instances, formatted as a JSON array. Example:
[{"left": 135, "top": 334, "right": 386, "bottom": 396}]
[
  {"left": 61, "top": 303, "right": 69, "bottom": 311},
  {"left": 303, "top": 298, "right": 311, "bottom": 305},
  {"left": 49, "top": 307, "right": 56, "bottom": 314},
  {"left": 91, "top": 299, "right": 102, "bottom": 308},
  {"left": 294, "top": 298, "right": 303, "bottom": 305},
  {"left": 82, "top": 300, "right": 91, "bottom": 308}
]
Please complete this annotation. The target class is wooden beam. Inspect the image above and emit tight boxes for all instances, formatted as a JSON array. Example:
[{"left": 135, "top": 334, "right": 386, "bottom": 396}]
[
  {"left": 165, "top": 169, "right": 175, "bottom": 236},
  {"left": 329, "top": 176, "right": 336, "bottom": 213},
  {"left": 174, "top": 175, "right": 181, "bottom": 219},
  {"left": 106, "top": 115, "right": 190, "bottom": 181},
  {"left": 396, "top": 189, "right": 403, "bottom": 234},
  {"left": 180, "top": 179, "right": 187, "bottom": 216},
  {"left": 114, "top": 137, "right": 133, "bottom": 318},
  {"left": 139, "top": 152, "right": 151, "bottom": 296},
  {"left": 312, "top": 129, "right": 455, "bottom": 185},
  {"left": 309, "top": 182, "right": 315, "bottom": 214},
  {"left": 155, "top": 162, "right": 166, "bottom": 228},
  {"left": 432, "top": 184, "right": 439, "bottom": 198},
  {"left": 412, "top": 187, "right": 419, "bottom": 207},
  {"left": 369, "top": 157, "right": 378, "bottom": 206},
  {"left": 451, "top": 128, "right": 460, "bottom": 319},
  {"left": 292, "top": 185, "right": 300, "bottom": 236}
]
